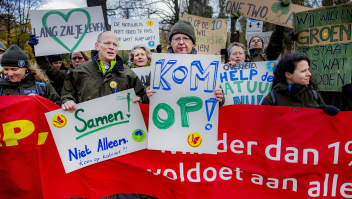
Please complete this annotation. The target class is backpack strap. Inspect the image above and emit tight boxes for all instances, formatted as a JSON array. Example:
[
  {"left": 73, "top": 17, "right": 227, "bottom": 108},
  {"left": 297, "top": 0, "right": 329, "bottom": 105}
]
[
  {"left": 269, "top": 91, "right": 277, "bottom": 105},
  {"left": 34, "top": 80, "right": 46, "bottom": 97},
  {"left": 261, "top": 52, "right": 269, "bottom": 61},
  {"left": 311, "top": 89, "right": 320, "bottom": 104}
]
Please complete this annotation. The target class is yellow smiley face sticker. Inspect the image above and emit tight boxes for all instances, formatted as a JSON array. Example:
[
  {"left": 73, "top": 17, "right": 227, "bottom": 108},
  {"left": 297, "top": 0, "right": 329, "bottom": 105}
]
[
  {"left": 52, "top": 114, "right": 67, "bottom": 128},
  {"left": 187, "top": 132, "right": 203, "bottom": 148},
  {"left": 110, "top": 81, "right": 117, "bottom": 89},
  {"left": 146, "top": 20, "right": 154, "bottom": 27}
]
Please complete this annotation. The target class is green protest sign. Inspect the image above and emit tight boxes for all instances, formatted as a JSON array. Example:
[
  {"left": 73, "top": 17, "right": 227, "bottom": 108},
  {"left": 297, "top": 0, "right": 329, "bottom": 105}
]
[{"left": 294, "top": 3, "right": 352, "bottom": 91}]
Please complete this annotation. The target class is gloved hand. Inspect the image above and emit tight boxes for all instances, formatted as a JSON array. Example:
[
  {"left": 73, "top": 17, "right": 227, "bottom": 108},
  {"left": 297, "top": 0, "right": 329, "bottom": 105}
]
[
  {"left": 320, "top": 105, "right": 340, "bottom": 116},
  {"left": 231, "top": 10, "right": 241, "bottom": 20},
  {"left": 280, "top": 0, "right": 291, "bottom": 6},
  {"left": 28, "top": 34, "right": 39, "bottom": 50},
  {"left": 290, "top": 30, "right": 298, "bottom": 41}
]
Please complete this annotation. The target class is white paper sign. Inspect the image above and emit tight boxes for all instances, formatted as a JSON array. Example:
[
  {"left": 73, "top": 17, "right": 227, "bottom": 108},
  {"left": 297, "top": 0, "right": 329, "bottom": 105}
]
[
  {"left": 131, "top": 66, "right": 151, "bottom": 86},
  {"left": 218, "top": 61, "right": 276, "bottom": 105},
  {"left": 111, "top": 19, "right": 159, "bottom": 50},
  {"left": 45, "top": 89, "right": 147, "bottom": 173},
  {"left": 246, "top": 31, "right": 273, "bottom": 50},
  {"left": 246, "top": 19, "right": 263, "bottom": 33},
  {"left": 29, "top": 6, "right": 105, "bottom": 56},
  {"left": 148, "top": 53, "right": 220, "bottom": 154}
]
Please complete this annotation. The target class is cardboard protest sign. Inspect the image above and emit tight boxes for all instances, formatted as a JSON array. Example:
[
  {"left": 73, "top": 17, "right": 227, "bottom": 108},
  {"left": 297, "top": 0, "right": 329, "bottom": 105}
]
[
  {"left": 131, "top": 66, "right": 151, "bottom": 86},
  {"left": 182, "top": 14, "right": 228, "bottom": 55},
  {"left": 111, "top": 19, "right": 159, "bottom": 50},
  {"left": 218, "top": 61, "right": 275, "bottom": 105},
  {"left": 29, "top": 6, "right": 105, "bottom": 56},
  {"left": 294, "top": 3, "right": 352, "bottom": 91},
  {"left": 148, "top": 53, "right": 221, "bottom": 154},
  {"left": 45, "top": 89, "right": 147, "bottom": 173},
  {"left": 246, "top": 31, "right": 273, "bottom": 47},
  {"left": 224, "top": 0, "right": 312, "bottom": 28}
]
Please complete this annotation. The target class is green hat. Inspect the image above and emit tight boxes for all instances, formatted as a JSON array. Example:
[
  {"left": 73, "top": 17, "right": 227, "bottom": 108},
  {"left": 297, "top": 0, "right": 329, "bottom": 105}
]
[
  {"left": 0, "top": 42, "right": 7, "bottom": 51},
  {"left": 169, "top": 20, "right": 196, "bottom": 44},
  {"left": 1, "top": 44, "right": 29, "bottom": 67}
]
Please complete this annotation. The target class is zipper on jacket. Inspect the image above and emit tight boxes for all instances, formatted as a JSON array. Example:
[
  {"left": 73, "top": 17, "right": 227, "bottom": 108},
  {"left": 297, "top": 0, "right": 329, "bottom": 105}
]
[
  {"left": 7, "top": 90, "right": 10, "bottom": 96},
  {"left": 18, "top": 86, "right": 20, "bottom": 95}
]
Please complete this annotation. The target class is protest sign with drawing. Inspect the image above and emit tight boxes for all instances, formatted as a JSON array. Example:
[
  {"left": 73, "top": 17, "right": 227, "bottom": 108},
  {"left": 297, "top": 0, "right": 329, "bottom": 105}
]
[
  {"left": 111, "top": 19, "right": 159, "bottom": 50},
  {"left": 131, "top": 66, "right": 151, "bottom": 86},
  {"left": 294, "top": 3, "right": 352, "bottom": 91},
  {"left": 182, "top": 14, "right": 228, "bottom": 55},
  {"left": 148, "top": 53, "right": 221, "bottom": 154},
  {"left": 29, "top": 6, "right": 105, "bottom": 56},
  {"left": 218, "top": 61, "right": 275, "bottom": 105},
  {"left": 45, "top": 89, "right": 147, "bottom": 173},
  {"left": 224, "top": 0, "right": 312, "bottom": 28}
]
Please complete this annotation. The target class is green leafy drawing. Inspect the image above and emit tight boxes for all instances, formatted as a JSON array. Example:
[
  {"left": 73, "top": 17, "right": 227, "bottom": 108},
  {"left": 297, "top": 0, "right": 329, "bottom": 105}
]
[{"left": 42, "top": 8, "right": 91, "bottom": 52}]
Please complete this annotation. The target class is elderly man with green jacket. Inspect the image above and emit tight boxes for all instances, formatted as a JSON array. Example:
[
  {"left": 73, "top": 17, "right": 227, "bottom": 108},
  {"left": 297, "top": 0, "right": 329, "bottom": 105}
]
[{"left": 61, "top": 31, "right": 144, "bottom": 112}]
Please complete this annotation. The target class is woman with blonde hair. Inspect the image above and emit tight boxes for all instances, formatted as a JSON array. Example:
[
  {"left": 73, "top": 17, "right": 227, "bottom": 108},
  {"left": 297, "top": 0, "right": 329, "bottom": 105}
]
[
  {"left": 129, "top": 44, "right": 151, "bottom": 68},
  {"left": 0, "top": 44, "right": 60, "bottom": 105}
]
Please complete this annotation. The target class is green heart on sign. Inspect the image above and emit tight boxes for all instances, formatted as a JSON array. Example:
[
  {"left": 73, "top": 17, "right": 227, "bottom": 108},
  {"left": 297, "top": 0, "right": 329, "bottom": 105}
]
[{"left": 42, "top": 8, "right": 91, "bottom": 53}]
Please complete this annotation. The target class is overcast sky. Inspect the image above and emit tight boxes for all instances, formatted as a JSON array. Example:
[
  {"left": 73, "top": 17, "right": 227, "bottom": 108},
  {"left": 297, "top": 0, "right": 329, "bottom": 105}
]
[{"left": 39, "top": 0, "right": 87, "bottom": 10}]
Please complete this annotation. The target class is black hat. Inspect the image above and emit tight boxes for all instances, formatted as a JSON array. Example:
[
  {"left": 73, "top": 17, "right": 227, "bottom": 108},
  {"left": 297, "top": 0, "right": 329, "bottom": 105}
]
[
  {"left": 0, "top": 44, "right": 29, "bottom": 67},
  {"left": 169, "top": 20, "right": 196, "bottom": 44},
  {"left": 47, "top": 55, "right": 62, "bottom": 64}
]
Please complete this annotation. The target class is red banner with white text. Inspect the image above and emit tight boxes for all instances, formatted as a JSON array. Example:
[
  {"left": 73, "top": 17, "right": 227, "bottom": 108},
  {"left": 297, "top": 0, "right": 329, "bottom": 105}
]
[{"left": 0, "top": 96, "right": 352, "bottom": 199}]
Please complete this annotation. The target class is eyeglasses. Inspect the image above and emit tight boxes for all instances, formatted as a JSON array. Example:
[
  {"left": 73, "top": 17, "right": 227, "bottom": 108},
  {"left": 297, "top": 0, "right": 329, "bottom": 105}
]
[
  {"left": 101, "top": 42, "right": 118, "bottom": 48},
  {"left": 172, "top": 37, "right": 191, "bottom": 43}
]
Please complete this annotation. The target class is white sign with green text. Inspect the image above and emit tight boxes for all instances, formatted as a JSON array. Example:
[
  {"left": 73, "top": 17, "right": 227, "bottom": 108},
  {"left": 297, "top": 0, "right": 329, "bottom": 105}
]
[
  {"left": 148, "top": 53, "right": 221, "bottom": 154},
  {"left": 29, "top": 6, "right": 105, "bottom": 56},
  {"left": 218, "top": 61, "right": 276, "bottom": 105},
  {"left": 45, "top": 89, "right": 147, "bottom": 173},
  {"left": 111, "top": 18, "right": 159, "bottom": 50}
]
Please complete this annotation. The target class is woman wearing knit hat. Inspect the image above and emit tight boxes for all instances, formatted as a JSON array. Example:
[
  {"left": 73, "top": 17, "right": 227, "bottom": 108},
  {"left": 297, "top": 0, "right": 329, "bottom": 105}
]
[{"left": 0, "top": 44, "right": 60, "bottom": 105}]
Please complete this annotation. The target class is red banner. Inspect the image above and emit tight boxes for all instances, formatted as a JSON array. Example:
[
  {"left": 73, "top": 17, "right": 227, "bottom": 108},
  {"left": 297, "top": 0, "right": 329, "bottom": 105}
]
[{"left": 1, "top": 96, "right": 352, "bottom": 199}]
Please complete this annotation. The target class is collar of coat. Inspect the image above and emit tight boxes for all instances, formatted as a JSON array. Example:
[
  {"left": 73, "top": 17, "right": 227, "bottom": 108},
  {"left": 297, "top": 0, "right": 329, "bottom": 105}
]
[
  {"left": 273, "top": 82, "right": 310, "bottom": 98},
  {"left": 94, "top": 54, "right": 124, "bottom": 74},
  {"left": 0, "top": 73, "right": 33, "bottom": 87}
]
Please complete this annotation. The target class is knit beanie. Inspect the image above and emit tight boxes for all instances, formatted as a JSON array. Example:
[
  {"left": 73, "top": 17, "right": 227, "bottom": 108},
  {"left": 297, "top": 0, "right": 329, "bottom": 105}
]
[
  {"left": 47, "top": 54, "right": 62, "bottom": 64},
  {"left": 169, "top": 20, "right": 196, "bottom": 44},
  {"left": 1, "top": 44, "right": 29, "bottom": 67}
]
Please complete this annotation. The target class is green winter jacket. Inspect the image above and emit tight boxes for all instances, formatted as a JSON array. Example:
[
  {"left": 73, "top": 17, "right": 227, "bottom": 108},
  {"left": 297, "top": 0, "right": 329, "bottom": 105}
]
[
  {"left": 261, "top": 83, "right": 326, "bottom": 108},
  {"left": 61, "top": 54, "right": 145, "bottom": 104},
  {"left": 248, "top": 25, "right": 285, "bottom": 62},
  {"left": 0, "top": 73, "right": 61, "bottom": 105},
  {"left": 36, "top": 56, "right": 70, "bottom": 95}
]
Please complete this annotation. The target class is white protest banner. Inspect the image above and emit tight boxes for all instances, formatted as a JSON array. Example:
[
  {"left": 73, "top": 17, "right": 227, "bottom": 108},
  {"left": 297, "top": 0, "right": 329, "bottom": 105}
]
[
  {"left": 29, "top": 6, "right": 105, "bottom": 56},
  {"left": 224, "top": 0, "right": 312, "bottom": 28},
  {"left": 246, "top": 31, "right": 273, "bottom": 49},
  {"left": 182, "top": 14, "right": 228, "bottom": 55},
  {"left": 246, "top": 18, "right": 263, "bottom": 36},
  {"left": 131, "top": 66, "right": 151, "bottom": 86},
  {"left": 45, "top": 89, "right": 147, "bottom": 173},
  {"left": 148, "top": 53, "right": 221, "bottom": 154},
  {"left": 111, "top": 19, "right": 159, "bottom": 50},
  {"left": 218, "top": 61, "right": 276, "bottom": 105}
]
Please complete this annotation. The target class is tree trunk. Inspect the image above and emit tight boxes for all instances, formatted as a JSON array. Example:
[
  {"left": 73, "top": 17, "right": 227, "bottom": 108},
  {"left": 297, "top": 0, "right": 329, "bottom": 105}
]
[{"left": 86, "top": 0, "right": 110, "bottom": 30}]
